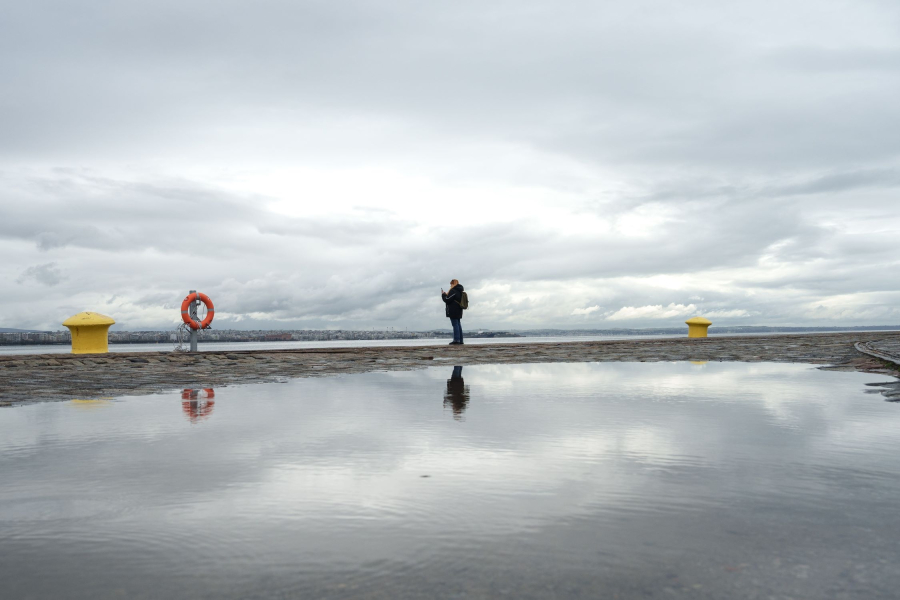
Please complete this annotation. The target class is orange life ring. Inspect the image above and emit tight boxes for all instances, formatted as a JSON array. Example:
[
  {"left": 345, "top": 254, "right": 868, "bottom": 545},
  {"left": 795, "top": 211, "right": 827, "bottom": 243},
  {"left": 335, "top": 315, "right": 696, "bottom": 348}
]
[{"left": 181, "top": 292, "right": 215, "bottom": 330}]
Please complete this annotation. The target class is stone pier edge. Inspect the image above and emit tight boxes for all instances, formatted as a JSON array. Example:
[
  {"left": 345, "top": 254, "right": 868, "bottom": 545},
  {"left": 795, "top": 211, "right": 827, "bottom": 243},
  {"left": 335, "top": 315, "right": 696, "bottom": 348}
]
[
  {"left": 1, "top": 332, "right": 899, "bottom": 406},
  {"left": 855, "top": 341, "right": 900, "bottom": 366}
]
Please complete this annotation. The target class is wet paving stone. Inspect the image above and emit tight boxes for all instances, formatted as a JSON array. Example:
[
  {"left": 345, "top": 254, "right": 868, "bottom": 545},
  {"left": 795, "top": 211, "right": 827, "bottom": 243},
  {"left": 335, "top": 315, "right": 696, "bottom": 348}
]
[{"left": 1, "top": 332, "right": 898, "bottom": 405}]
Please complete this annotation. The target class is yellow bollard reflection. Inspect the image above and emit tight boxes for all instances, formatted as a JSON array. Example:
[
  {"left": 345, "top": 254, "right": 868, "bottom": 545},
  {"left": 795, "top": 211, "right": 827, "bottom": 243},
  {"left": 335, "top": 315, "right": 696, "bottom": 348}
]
[{"left": 70, "top": 399, "right": 113, "bottom": 410}]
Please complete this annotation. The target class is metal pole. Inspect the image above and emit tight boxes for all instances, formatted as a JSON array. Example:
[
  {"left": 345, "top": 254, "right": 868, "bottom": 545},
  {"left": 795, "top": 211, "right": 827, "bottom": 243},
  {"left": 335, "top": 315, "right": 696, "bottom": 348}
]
[{"left": 189, "top": 289, "right": 199, "bottom": 353}]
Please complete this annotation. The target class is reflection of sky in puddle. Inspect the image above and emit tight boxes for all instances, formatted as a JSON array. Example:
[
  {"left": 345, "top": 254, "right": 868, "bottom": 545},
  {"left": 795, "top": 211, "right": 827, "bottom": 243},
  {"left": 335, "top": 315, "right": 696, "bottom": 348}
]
[{"left": 1, "top": 362, "right": 899, "bottom": 599}]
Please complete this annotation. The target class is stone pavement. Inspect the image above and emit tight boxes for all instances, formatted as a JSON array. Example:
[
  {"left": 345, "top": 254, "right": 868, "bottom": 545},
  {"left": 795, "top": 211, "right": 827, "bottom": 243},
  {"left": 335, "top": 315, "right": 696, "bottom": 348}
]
[
  {"left": 855, "top": 339, "right": 900, "bottom": 402},
  {"left": 1, "top": 332, "right": 899, "bottom": 405},
  {"left": 866, "top": 338, "right": 900, "bottom": 362}
]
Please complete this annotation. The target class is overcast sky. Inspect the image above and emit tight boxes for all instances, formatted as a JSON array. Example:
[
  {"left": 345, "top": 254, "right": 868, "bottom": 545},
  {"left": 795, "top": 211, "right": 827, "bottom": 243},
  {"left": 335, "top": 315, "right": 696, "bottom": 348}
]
[{"left": 2, "top": 0, "right": 899, "bottom": 331}]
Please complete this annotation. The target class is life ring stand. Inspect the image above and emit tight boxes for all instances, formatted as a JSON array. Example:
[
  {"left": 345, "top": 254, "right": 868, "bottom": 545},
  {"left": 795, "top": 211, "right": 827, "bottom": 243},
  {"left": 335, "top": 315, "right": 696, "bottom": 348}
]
[{"left": 181, "top": 292, "right": 215, "bottom": 330}]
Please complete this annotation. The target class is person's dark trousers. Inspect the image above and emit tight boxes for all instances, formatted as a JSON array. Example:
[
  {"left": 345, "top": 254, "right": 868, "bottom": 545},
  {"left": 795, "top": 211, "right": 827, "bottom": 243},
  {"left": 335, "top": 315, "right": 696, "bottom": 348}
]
[{"left": 450, "top": 318, "right": 463, "bottom": 344}]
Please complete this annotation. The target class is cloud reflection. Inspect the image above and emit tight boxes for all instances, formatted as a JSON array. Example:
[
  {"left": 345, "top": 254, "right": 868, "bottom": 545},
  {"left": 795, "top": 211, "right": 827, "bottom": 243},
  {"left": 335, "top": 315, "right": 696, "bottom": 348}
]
[{"left": 0, "top": 363, "right": 896, "bottom": 574}]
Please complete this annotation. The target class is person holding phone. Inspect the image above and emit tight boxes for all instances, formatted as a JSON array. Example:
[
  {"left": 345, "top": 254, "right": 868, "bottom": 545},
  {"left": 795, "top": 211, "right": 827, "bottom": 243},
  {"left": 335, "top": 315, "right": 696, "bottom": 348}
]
[{"left": 441, "top": 279, "right": 465, "bottom": 345}]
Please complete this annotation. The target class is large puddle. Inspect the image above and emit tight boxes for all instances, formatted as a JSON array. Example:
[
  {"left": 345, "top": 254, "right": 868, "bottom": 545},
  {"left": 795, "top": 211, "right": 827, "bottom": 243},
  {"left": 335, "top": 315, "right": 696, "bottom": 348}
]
[{"left": 2, "top": 362, "right": 899, "bottom": 599}]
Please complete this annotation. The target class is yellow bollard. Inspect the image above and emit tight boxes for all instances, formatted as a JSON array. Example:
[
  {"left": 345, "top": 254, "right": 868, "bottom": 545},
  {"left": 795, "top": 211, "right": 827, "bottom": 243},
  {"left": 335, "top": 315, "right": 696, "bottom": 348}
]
[
  {"left": 62, "top": 312, "right": 116, "bottom": 354},
  {"left": 685, "top": 316, "right": 712, "bottom": 338}
]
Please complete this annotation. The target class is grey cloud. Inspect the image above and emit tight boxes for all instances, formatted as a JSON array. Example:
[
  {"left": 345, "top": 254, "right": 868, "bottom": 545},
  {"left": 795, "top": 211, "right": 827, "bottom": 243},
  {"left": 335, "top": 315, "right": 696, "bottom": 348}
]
[
  {"left": 258, "top": 218, "right": 413, "bottom": 244},
  {"left": 0, "top": 173, "right": 886, "bottom": 327},
  {"left": 0, "top": 172, "right": 264, "bottom": 254},
  {"left": 1, "top": 1, "right": 899, "bottom": 329},
  {"left": 773, "top": 169, "right": 900, "bottom": 196},
  {"left": 765, "top": 46, "right": 900, "bottom": 73},
  {"left": 2, "top": 160, "right": 898, "bottom": 331},
  {"left": 626, "top": 167, "right": 900, "bottom": 217},
  {"left": 3, "top": 1, "right": 900, "bottom": 173},
  {"left": 16, "top": 262, "right": 65, "bottom": 286}
]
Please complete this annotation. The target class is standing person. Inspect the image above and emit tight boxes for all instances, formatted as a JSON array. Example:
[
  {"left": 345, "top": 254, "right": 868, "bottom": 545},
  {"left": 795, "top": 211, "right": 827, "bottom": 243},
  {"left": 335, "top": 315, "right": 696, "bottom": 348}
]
[{"left": 441, "top": 279, "right": 465, "bottom": 345}]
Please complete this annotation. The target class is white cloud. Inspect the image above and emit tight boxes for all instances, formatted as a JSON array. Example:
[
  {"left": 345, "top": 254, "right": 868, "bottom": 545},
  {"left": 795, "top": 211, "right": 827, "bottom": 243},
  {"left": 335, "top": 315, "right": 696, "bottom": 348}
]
[
  {"left": 704, "top": 309, "right": 753, "bottom": 319},
  {"left": 607, "top": 304, "right": 697, "bottom": 321},
  {"left": 0, "top": 1, "right": 899, "bottom": 329}
]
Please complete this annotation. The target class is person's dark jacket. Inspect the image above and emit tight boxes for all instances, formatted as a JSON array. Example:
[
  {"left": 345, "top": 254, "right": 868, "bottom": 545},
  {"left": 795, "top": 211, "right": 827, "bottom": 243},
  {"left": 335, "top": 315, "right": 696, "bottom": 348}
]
[{"left": 442, "top": 284, "right": 465, "bottom": 319}]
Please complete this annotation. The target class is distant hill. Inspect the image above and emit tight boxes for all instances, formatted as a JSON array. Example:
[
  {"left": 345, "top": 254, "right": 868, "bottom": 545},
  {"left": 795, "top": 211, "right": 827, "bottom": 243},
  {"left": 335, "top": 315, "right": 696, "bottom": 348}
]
[{"left": 0, "top": 328, "right": 50, "bottom": 333}]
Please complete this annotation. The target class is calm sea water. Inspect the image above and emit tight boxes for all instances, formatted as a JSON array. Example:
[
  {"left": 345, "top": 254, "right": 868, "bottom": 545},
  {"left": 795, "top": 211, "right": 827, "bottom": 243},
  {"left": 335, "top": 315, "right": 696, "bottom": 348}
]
[{"left": 1, "top": 362, "right": 899, "bottom": 599}]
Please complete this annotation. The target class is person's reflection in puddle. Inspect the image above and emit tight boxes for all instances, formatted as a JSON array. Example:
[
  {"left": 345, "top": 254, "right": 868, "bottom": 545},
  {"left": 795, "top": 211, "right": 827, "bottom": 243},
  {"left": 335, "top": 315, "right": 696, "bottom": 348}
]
[
  {"left": 443, "top": 366, "right": 470, "bottom": 420},
  {"left": 181, "top": 388, "right": 215, "bottom": 423}
]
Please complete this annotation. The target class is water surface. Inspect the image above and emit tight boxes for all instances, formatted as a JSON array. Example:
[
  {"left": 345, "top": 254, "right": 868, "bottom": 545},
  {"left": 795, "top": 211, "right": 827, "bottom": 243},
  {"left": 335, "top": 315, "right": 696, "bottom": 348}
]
[{"left": 1, "top": 362, "right": 899, "bottom": 599}]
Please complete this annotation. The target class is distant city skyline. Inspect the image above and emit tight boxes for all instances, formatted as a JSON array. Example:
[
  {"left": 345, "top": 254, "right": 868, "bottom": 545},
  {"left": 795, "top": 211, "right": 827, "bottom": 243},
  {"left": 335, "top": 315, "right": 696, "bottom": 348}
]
[{"left": 2, "top": 1, "right": 898, "bottom": 331}]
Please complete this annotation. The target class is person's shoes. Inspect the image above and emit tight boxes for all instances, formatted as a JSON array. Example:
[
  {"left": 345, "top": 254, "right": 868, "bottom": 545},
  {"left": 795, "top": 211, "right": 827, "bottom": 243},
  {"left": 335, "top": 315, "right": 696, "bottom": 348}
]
[{"left": 449, "top": 341, "right": 460, "bottom": 345}]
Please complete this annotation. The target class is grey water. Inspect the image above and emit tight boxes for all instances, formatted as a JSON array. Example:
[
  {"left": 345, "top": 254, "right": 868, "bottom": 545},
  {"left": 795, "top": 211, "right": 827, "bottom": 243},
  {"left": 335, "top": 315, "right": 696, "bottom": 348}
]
[{"left": 1, "top": 362, "right": 899, "bottom": 599}]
